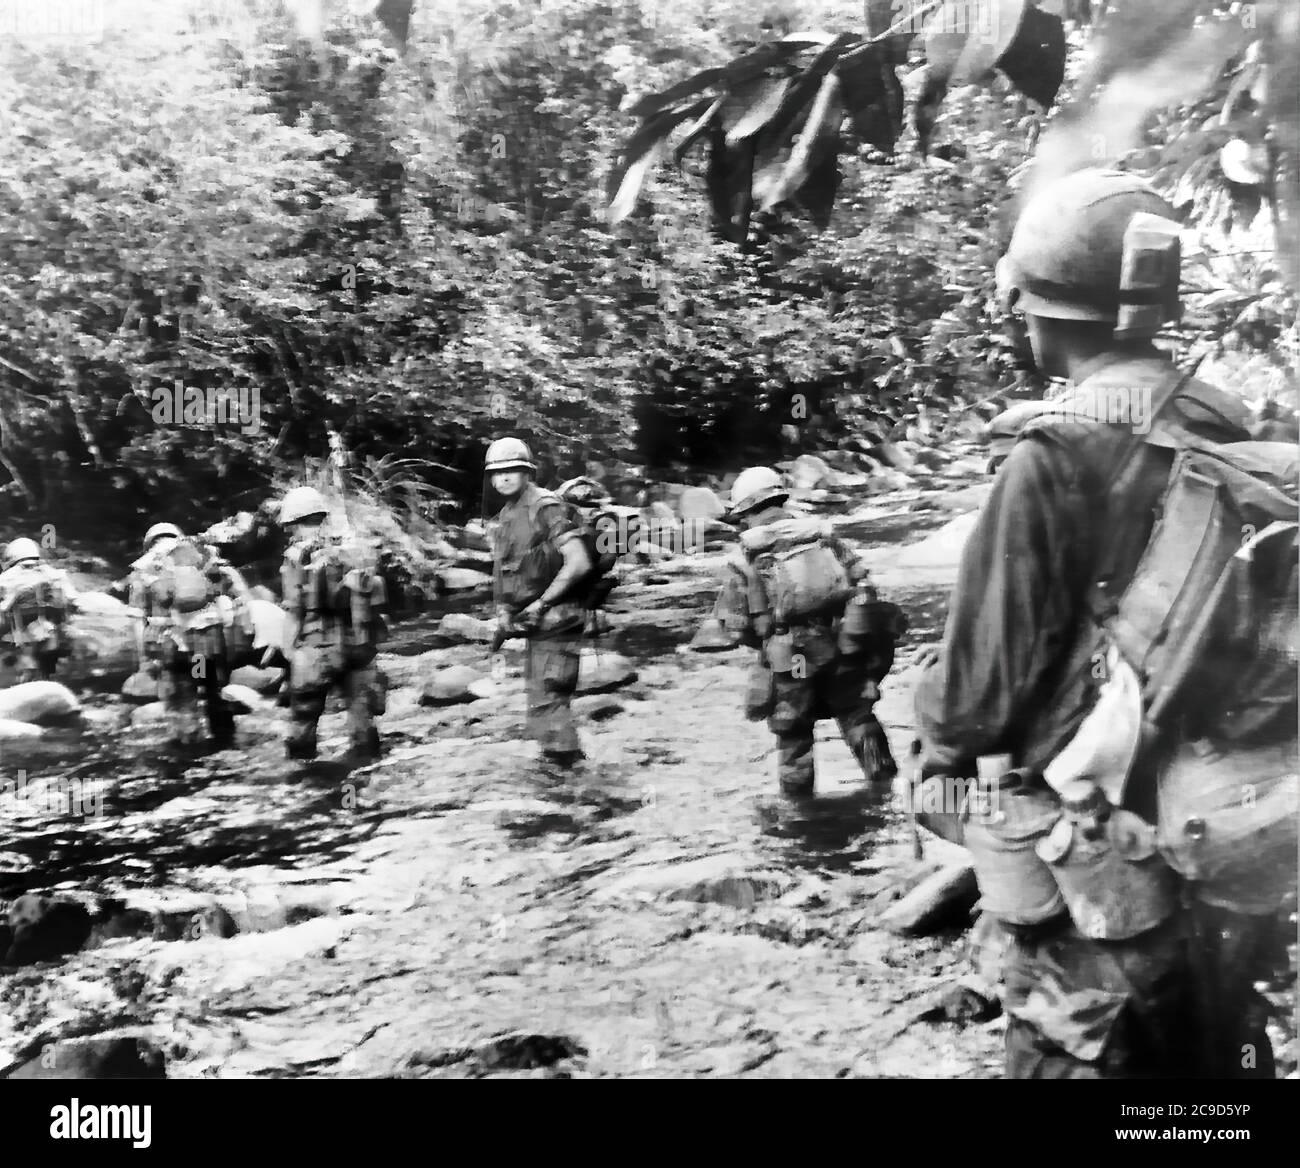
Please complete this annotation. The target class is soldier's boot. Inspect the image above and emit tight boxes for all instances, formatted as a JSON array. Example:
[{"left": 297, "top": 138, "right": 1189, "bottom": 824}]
[
  {"left": 776, "top": 735, "right": 815, "bottom": 798},
  {"left": 285, "top": 719, "right": 319, "bottom": 761},
  {"left": 346, "top": 727, "right": 382, "bottom": 763}
]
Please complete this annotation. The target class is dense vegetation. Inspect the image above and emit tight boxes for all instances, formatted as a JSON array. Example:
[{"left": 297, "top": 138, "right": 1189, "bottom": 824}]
[{"left": 0, "top": 0, "right": 1294, "bottom": 552}]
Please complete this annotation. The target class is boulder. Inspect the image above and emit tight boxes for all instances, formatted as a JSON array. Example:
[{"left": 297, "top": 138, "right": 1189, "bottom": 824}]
[
  {"left": 576, "top": 649, "right": 636, "bottom": 694},
  {"left": 573, "top": 694, "right": 625, "bottom": 721},
  {"left": 4, "top": 894, "right": 93, "bottom": 965},
  {"left": 220, "top": 684, "right": 268, "bottom": 713},
  {"left": 0, "top": 719, "right": 43, "bottom": 741},
  {"left": 677, "top": 486, "right": 725, "bottom": 522},
  {"left": 438, "top": 567, "right": 493, "bottom": 591},
  {"left": 229, "top": 664, "right": 283, "bottom": 693},
  {"left": 437, "top": 613, "right": 499, "bottom": 644},
  {"left": 596, "top": 856, "right": 794, "bottom": 906},
  {"left": 0, "top": 681, "right": 81, "bottom": 725},
  {"left": 69, "top": 590, "right": 131, "bottom": 616},
  {"left": 789, "top": 453, "right": 835, "bottom": 490},
  {"left": 871, "top": 442, "right": 916, "bottom": 472},
  {"left": 877, "top": 861, "right": 978, "bottom": 936},
  {"left": 420, "top": 664, "right": 487, "bottom": 706},
  {"left": 129, "top": 701, "right": 171, "bottom": 726},
  {"left": 4, "top": 1034, "right": 166, "bottom": 1080},
  {"left": 122, "top": 670, "right": 159, "bottom": 701}
]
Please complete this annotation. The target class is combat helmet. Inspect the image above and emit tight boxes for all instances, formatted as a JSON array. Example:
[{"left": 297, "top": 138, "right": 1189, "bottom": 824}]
[
  {"left": 484, "top": 437, "right": 536, "bottom": 473},
  {"left": 280, "top": 486, "right": 330, "bottom": 526},
  {"left": 143, "top": 522, "right": 183, "bottom": 551},
  {"left": 996, "top": 168, "right": 1182, "bottom": 340},
  {"left": 557, "top": 476, "right": 612, "bottom": 508},
  {"left": 2, "top": 537, "right": 41, "bottom": 572},
  {"left": 729, "top": 466, "right": 789, "bottom": 518}
]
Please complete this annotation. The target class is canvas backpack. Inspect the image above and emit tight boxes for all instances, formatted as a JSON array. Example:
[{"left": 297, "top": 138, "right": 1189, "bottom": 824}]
[
  {"left": 299, "top": 538, "right": 385, "bottom": 641},
  {"left": 1, "top": 564, "right": 70, "bottom": 637},
  {"left": 739, "top": 517, "right": 854, "bottom": 625},
  {"left": 1025, "top": 365, "right": 1298, "bottom": 912},
  {"left": 151, "top": 538, "right": 220, "bottom": 615}
]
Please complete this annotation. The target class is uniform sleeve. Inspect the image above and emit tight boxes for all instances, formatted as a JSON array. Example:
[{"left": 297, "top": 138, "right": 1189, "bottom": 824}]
[
  {"left": 828, "top": 534, "right": 869, "bottom": 583},
  {"left": 281, "top": 554, "right": 303, "bottom": 618},
  {"left": 913, "top": 436, "right": 1084, "bottom": 777},
  {"left": 536, "top": 501, "right": 581, "bottom": 549}
]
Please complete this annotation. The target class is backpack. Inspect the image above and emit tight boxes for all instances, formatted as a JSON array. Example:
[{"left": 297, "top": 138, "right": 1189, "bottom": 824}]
[
  {"left": 739, "top": 517, "right": 854, "bottom": 625},
  {"left": 151, "top": 538, "right": 219, "bottom": 614},
  {"left": 568, "top": 503, "right": 621, "bottom": 610},
  {"left": 1027, "top": 367, "right": 1299, "bottom": 912},
  {"left": 300, "top": 539, "right": 386, "bottom": 643},
  {"left": 1, "top": 565, "right": 70, "bottom": 640}
]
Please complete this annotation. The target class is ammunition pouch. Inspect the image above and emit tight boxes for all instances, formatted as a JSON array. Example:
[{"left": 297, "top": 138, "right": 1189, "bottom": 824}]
[
  {"left": 744, "top": 657, "right": 776, "bottom": 722},
  {"left": 1156, "top": 738, "right": 1299, "bottom": 915}
]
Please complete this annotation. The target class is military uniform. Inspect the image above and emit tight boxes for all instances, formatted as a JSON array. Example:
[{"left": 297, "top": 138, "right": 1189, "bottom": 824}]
[
  {"left": 915, "top": 170, "right": 1282, "bottom": 1079},
  {"left": 492, "top": 482, "right": 586, "bottom": 759},
  {"left": 709, "top": 512, "right": 897, "bottom": 795},
  {"left": 129, "top": 538, "right": 250, "bottom": 744},
  {"left": 280, "top": 535, "right": 386, "bottom": 760},
  {"left": 0, "top": 555, "right": 77, "bottom": 681}
]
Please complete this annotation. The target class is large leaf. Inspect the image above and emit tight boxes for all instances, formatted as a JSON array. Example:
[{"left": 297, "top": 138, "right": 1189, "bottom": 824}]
[
  {"left": 837, "top": 44, "right": 903, "bottom": 154},
  {"left": 627, "top": 67, "right": 726, "bottom": 121},
  {"left": 374, "top": 0, "right": 414, "bottom": 50},
  {"left": 706, "top": 121, "right": 756, "bottom": 246},
  {"left": 760, "top": 74, "right": 842, "bottom": 212},
  {"left": 726, "top": 76, "right": 793, "bottom": 145},
  {"left": 795, "top": 125, "right": 843, "bottom": 229},
  {"left": 607, "top": 97, "right": 716, "bottom": 222},
  {"left": 926, "top": 0, "right": 1027, "bottom": 88},
  {"left": 762, "top": 31, "right": 858, "bottom": 147},
  {"left": 673, "top": 96, "right": 725, "bottom": 164},
  {"left": 994, "top": 4, "right": 1066, "bottom": 108}
]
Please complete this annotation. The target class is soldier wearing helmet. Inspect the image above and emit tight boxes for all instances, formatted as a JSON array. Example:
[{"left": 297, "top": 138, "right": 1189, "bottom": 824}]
[
  {"left": 277, "top": 484, "right": 388, "bottom": 763},
  {"left": 0, "top": 536, "right": 81, "bottom": 681},
  {"left": 486, "top": 437, "right": 593, "bottom": 769},
  {"left": 694, "top": 466, "right": 903, "bottom": 797},
  {"left": 912, "top": 168, "right": 1269, "bottom": 1079},
  {"left": 128, "top": 521, "right": 253, "bottom": 746}
]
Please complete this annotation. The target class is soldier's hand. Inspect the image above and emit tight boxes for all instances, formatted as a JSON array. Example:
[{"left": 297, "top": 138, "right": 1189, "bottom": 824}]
[
  {"left": 913, "top": 643, "right": 942, "bottom": 670},
  {"left": 752, "top": 613, "right": 773, "bottom": 641},
  {"left": 861, "top": 679, "right": 880, "bottom": 704}
]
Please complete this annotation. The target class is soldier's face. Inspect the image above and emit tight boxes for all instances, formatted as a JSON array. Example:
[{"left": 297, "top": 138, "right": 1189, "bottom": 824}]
[
  {"left": 491, "top": 471, "right": 526, "bottom": 497},
  {"left": 291, "top": 518, "right": 324, "bottom": 539},
  {"left": 1025, "top": 313, "right": 1067, "bottom": 379}
]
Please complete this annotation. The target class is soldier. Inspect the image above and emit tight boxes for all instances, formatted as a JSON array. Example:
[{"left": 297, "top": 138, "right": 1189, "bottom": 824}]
[
  {"left": 129, "top": 522, "right": 252, "bottom": 746},
  {"left": 913, "top": 168, "right": 1285, "bottom": 1078},
  {"left": 0, "top": 537, "right": 80, "bottom": 681},
  {"left": 278, "top": 486, "right": 388, "bottom": 763},
  {"left": 486, "top": 438, "right": 593, "bottom": 770},
  {"left": 699, "top": 466, "right": 903, "bottom": 797}
]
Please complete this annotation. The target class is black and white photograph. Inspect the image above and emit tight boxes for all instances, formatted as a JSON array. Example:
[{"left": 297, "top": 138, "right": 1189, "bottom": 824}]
[{"left": 0, "top": 0, "right": 1296, "bottom": 1137}]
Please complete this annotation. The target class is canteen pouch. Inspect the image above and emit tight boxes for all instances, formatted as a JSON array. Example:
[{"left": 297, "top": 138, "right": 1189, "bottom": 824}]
[
  {"left": 1037, "top": 807, "right": 1178, "bottom": 941},
  {"left": 962, "top": 779, "right": 1067, "bottom": 926},
  {"left": 744, "top": 656, "right": 776, "bottom": 722},
  {"left": 1156, "top": 739, "right": 1299, "bottom": 915},
  {"left": 765, "top": 630, "right": 795, "bottom": 673}
]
